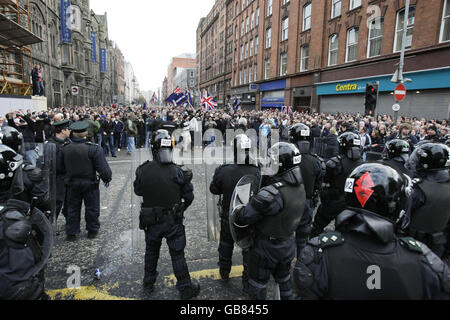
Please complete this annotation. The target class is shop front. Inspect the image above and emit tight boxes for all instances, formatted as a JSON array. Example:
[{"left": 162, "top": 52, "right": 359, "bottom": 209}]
[
  {"left": 316, "top": 67, "right": 450, "bottom": 119},
  {"left": 260, "top": 79, "right": 286, "bottom": 110}
]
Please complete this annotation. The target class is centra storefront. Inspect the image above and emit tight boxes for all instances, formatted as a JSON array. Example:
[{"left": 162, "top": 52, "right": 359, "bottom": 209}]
[{"left": 316, "top": 67, "right": 450, "bottom": 119}]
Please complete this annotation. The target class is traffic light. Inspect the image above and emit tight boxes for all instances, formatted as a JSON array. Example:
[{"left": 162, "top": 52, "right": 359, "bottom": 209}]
[{"left": 365, "top": 83, "right": 378, "bottom": 115}]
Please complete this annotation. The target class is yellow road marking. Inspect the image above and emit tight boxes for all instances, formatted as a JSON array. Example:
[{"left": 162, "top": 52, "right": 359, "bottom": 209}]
[
  {"left": 47, "top": 266, "right": 245, "bottom": 300},
  {"left": 164, "top": 265, "right": 244, "bottom": 287}
]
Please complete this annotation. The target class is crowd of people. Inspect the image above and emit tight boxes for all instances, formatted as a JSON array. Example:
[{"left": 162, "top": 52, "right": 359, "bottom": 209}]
[{"left": 1, "top": 104, "right": 448, "bottom": 165}]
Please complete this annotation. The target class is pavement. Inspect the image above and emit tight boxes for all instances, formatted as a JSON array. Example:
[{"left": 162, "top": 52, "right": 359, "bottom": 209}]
[{"left": 45, "top": 147, "right": 281, "bottom": 300}]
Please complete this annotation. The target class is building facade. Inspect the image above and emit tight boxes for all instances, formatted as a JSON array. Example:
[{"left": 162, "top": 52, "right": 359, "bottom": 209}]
[
  {"left": 196, "top": 0, "right": 234, "bottom": 108},
  {"left": 23, "top": 0, "right": 131, "bottom": 108},
  {"left": 165, "top": 54, "right": 196, "bottom": 98},
  {"left": 201, "top": 0, "right": 450, "bottom": 118}
]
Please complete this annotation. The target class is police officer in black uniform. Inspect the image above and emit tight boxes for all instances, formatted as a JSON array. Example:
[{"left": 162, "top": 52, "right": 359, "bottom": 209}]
[
  {"left": 0, "top": 145, "right": 53, "bottom": 300},
  {"left": 0, "top": 126, "right": 50, "bottom": 213},
  {"left": 405, "top": 143, "right": 450, "bottom": 260},
  {"left": 294, "top": 163, "right": 450, "bottom": 300},
  {"left": 58, "top": 121, "right": 112, "bottom": 242},
  {"left": 210, "top": 134, "right": 259, "bottom": 291},
  {"left": 134, "top": 129, "right": 200, "bottom": 299},
  {"left": 311, "top": 132, "right": 363, "bottom": 238},
  {"left": 381, "top": 139, "right": 412, "bottom": 176},
  {"left": 46, "top": 120, "right": 71, "bottom": 222},
  {"left": 233, "top": 142, "right": 306, "bottom": 300},
  {"left": 289, "top": 123, "right": 325, "bottom": 257}
]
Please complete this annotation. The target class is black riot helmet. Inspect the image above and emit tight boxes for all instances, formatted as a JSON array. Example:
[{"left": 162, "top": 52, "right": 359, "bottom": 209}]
[
  {"left": 232, "top": 134, "right": 253, "bottom": 165},
  {"left": 383, "top": 139, "right": 410, "bottom": 163},
  {"left": 0, "top": 126, "right": 24, "bottom": 153},
  {"left": 151, "top": 129, "right": 175, "bottom": 164},
  {"left": 338, "top": 132, "right": 361, "bottom": 154},
  {"left": 265, "top": 142, "right": 302, "bottom": 176},
  {"left": 289, "top": 123, "right": 311, "bottom": 143},
  {"left": 0, "top": 145, "right": 24, "bottom": 193},
  {"left": 406, "top": 143, "right": 450, "bottom": 173},
  {"left": 444, "top": 134, "right": 450, "bottom": 147},
  {"left": 344, "top": 163, "right": 412, "bottom": 223}
]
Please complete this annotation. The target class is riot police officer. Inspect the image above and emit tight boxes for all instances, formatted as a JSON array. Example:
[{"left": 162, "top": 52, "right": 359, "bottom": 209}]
[
  {"left": 381, "top": 139, "right": 412, "bottom": 176},
  {"left": 0, "top": 145, "right": 53, "bottom": 300},
  {"left": 133, "top": 129, "right": 200, "bottom": 299},
  {"left": 405, "top": 143, "right": 450, "bottom": 260},
  {"left": 58, "top": 121, "right": 112, "bottom": 241},
  {"left": 294, "top": 163, "right": 450, "bottom": 300},
  {"left": 289, "top": 123, "right": 325, "bottom": 257},
  {"left": 232, "top": 142, "right": 306, "bottom": 300},
  {"left": 0, "top": 126, "right": 50, "bottom": 213},
  {"left": 210, "top": 134, "right": 259, "bottom": 291},
  {"left": 311, "top": 132, "right": 363, "bottom": 238},
  {"left": 46, "top": 120, "right": 71, "bottom": 222}
]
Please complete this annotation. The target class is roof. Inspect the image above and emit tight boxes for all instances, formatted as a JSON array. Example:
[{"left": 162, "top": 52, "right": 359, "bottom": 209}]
[{"left": 0, "top": 13, "right": 42, "bottom": 47}]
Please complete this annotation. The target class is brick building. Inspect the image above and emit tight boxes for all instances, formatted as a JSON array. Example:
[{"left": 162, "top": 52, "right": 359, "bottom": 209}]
[
  {"left": 220, "top": 0, "right": 450, "bottom": 118},
  {"left": 166, "top": 54, "right": 196, "bottom": 98},
  {"left": 196, "top": 0, "right": 234, "bottom": 108}
]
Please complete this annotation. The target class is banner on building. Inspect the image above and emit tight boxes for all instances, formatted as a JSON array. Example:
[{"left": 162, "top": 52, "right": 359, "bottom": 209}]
[
  {"left": 100, "top": 48, "right": 107, "bottom": 73},
  {"left": 60, "top": 0, "right": 72, "bottom": 43},
  {"left": 91, "top": 32, "right": 97, "bottom": 63}
]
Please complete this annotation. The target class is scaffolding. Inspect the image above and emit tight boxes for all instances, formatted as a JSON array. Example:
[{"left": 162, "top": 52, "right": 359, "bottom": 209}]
[{"left": 0, "top": 0, "right": 42, "bottom": 95}]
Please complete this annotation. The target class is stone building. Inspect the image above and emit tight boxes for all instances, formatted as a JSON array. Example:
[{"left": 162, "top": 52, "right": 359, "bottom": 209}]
[{"left": 22, "top": 0, "right": 127, "bottom": 108}]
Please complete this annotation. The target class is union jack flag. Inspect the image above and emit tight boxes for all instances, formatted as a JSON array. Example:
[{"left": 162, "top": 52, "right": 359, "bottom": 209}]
[
  {"left": 150, "top": 93, "right": 158, "bottom": 104},
  {"left": 282, "top": 106, "right": 293, "bottom": 115},
  {"left": 201, "top": 90, "right": 217, "bottom": 112},
  {"left": 174, "top": 87, "right": 182, "bottom": 94}
]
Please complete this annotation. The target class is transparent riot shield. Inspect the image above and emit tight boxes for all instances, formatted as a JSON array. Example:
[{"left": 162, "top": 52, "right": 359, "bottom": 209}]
[
  {"left": 131, "top": 147, "right": 152, "bottom": 252},
  {"left": 204, "top": 160, "right": 221, "bottom": 242},
  {"left": 23, "top": 142, "right": 56, "bottom": 223}
]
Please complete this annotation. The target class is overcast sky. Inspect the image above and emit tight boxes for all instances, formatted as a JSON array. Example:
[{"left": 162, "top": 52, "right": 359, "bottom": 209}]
[{"left": 90, "top": 0, "right": 215, "bottom": 92}]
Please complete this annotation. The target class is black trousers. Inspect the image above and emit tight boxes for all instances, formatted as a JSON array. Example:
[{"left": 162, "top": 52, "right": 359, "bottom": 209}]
[
  {"left": 65, "top": 180, "right": 100, "bottom": 236},
  {"left": 144, "top": 222, "right": 192, "bottom": 292}
]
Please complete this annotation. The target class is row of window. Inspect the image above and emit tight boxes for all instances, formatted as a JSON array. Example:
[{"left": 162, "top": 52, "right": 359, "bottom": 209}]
[{"left": 239, "top": 37, "right": 259, "bottom": 61}]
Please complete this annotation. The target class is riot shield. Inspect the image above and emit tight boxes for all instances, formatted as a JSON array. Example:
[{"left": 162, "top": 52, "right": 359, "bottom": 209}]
[
  {"left": 29, "top": 206, "right": 54, "bottom": 276},
  {"left": 229, "top": 174, "right": 260, "bottom": 249},
  {"left": 131, "top": 147, "right": 152, "bottom": 252},
  {"left": 40, "top": 142, "right": 57, "bottom": 224},
  {"left": 205, "top": 160, "right": 221, "bottom": 242}
]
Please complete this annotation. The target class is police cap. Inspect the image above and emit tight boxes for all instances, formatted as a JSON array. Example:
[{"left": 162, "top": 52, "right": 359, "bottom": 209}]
[
  {"left": 53, "top": 120, "right": 71, "bottom": 130},
  {"left": 70, "top": 121, "right": 89, "bottom": 133}
]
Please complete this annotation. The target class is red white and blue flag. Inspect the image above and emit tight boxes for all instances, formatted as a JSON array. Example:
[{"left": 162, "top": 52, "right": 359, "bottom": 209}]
[
  {"left": 201, "top": 90, "right": 217, "bottom": 112},
  {"left": 150, "top": 93, "right": 159, "bottom": 104},
  {"left": 282, "top": 106, "right": 293, "bottom": 115}
]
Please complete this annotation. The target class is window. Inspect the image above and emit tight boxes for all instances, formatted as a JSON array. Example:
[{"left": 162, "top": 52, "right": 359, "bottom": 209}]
[
  {"left": 331, "top": 0, "right": 341, "bottom": 19},
  {"left": 255, "top": 36, "right": 259, "bottom": 54},
  {"left": 242, "top": 0, "right": 245, "bottom": 11},
  {"left": 394, "top": 6, "right": 416, "bottom": 52},
  {"left": 246, "top": 16, "right": 249, "bottom": 33},
  {"left": 264, "top": 58, "right": 270, "bottom": 79},
  {"left": 268, "top": 0, "right": 273, "bottom": 16},
  {"left": 251, "top": 12, "right": 255, "bottom": 29},
  {"left": 240, "top": 45, "right": 244, "bottom": 61},
  {"left": 254, "top": 64, "right": 258, "bottom": 81},
  {"left": 245, "top": 42, "right": 249, "bottom": 58},
  {"left": 300, "top": 44, "right": 309, "bottom": 71},
  {"left": 328, "top": 34, "right": 339, "bottom": 66},
  {"left": 283, "top": 0, "right": 290, "bottom": 4},
  {"left": 249, "top": 65, "right": 253, "bottom": 82},
  {"left": 250, "top": 39, "right": 254, "bottom": 56},
  {"left": 349, "top": 0, "right": 361, "bottom": 11},
  {"left": 367, "top": 18, "right": 383, "bottom": 57},
  {"left": 346, "top": 28, "right": 359, "bottom": 62},
  {"left": 240, "top": 69, "right": 243, "bottom": 85},
  {"left": 282, "top": 18, "right": 289, "bottom": 41},
  {"left": 244, "top": 68, "right": 247, "bottom": 84},
  {"left": 303, "top": 3, "right": 312, "bottom": 31},
  {"left": 280, "top": 53, "right": 288, "bottom": 76},
  {"left": 440, "top": 0, "right": 450, "bottom": 42},
  {"left": 235, "top": 25, "right": 239, "bottom": 40},
  {"left": 266, "top": 28, "right": 271, "bottom": 48},
  {"left": 256, "top": 7, "right": 260, "bottom": 26},
  {"left": 241, "top": 20, "right": 245, "bottom": 36}
]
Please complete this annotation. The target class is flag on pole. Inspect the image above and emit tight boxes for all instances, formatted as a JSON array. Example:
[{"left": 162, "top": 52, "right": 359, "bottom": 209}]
[
  {"left": 233, "top": 95, "right": 241, "bottom": 113},
  {"left": 282, "top": 106, "right": 293, "bottom": 115},
  {"left": 201, "top": 90, "right": 217, "bottom": 112},
  {"left": 165, "top": 87, "right": 187, "bottom": 106}
]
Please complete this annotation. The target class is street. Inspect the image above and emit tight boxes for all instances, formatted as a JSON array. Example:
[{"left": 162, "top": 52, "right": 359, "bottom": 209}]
[{"left": 44, "top": 149, "right": 280, "bottom": 301}]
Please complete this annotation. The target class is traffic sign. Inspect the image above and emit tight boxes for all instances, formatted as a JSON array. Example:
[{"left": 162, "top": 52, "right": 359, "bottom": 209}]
[
  {"left": 392, "top": 104, "right": 401, "bottom": 112},
  {"left": 394, "top": 83, "right": 406, "bottom": 102},
  {"left": 71, "top": 86, "right": 79, "bottom": 95}
]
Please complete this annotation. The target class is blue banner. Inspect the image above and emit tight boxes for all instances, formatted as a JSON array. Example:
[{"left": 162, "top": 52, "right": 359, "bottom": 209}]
[
  {"left": 60, "top": 0, "right": 71, "bottom": 43},
  {"left": 91, "top": 32, "right": 97, "bottom": 63},
  {"left": 100, "top": 48, "right": 107, "bottom": 73}
]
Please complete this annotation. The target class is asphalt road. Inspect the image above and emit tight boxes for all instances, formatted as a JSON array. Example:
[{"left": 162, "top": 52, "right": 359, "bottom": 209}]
[{"left": 45, "top": 148, "right": 281, "bottom": 300}]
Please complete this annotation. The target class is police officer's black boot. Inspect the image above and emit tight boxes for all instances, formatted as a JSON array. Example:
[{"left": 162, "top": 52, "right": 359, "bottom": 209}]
[
  {"left": 143, "top": 282, "right": 154, "bottom": 295},
  {"left": 180, "top": 280, "right": 200, "bottom": 300}
]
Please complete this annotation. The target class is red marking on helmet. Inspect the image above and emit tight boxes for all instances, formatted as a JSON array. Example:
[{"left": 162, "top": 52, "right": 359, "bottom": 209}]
[{"left": 354, "top": 172, "right": 375, "bottom": 208}]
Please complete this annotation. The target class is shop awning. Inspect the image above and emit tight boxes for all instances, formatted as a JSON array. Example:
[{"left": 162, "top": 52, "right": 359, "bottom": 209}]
[{"left": 0, "top": 13, "right": 43, "bottom": 47}]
